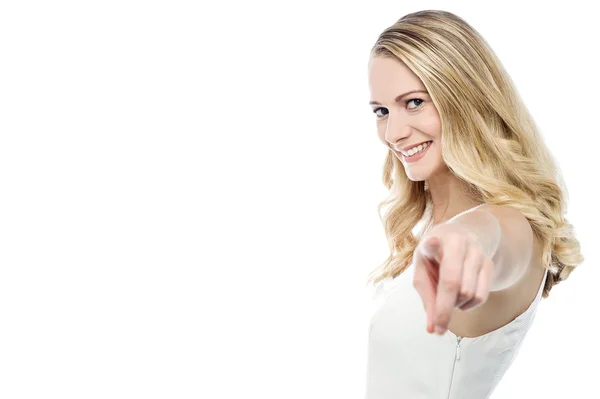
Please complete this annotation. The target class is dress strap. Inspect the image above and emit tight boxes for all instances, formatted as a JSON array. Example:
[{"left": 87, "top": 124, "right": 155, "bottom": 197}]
[{"left": 447, "top": 203, "right": 486, "bottom": 221}]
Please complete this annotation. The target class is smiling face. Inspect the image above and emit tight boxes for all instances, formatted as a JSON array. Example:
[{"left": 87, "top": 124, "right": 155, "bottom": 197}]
[{"left": 368, "top": 56, "right": 448, "bottom": 182}]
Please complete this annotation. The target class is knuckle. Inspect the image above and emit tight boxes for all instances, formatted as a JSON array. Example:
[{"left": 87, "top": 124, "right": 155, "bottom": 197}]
[
  {"left": 441, "top": 275, "right": 461, "bottom": 289},
  {"left": 459, "top": 288, "right": 475, "bottom": 299},
  {"left": 436, "top": 315, "right": 449, "bottom": 327},
  {"left": 482, "top": 259, "right": 494, "bottom": 275},
  {"left": 448, "top": 232, "right": 468, "bottom": 247},
  {"left": 467, "top": 246, "right": 484, "bottom": 262},
  {"left": 474, "top": 292, "right": 488, "bottom": 303}
]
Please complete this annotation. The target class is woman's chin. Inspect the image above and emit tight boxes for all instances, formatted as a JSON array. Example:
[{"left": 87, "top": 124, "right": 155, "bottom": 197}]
[{"left": 406, "top": 172, "right": 429, "bottom": 182}]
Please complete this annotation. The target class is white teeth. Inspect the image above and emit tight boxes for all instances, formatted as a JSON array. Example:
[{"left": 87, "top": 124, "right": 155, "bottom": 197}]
[{"left": 402, "top": 141, "right": 431, "bottom": 156}]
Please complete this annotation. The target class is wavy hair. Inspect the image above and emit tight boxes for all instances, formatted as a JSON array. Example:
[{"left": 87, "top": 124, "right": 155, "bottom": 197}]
[{"left": 367, "top": 10, "right": 583, "bottom": 298}]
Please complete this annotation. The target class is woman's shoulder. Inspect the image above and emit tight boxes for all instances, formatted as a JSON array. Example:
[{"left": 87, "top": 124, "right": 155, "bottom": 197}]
[{"left": 449, "top": 234, "right": 546, "bottom": 338}]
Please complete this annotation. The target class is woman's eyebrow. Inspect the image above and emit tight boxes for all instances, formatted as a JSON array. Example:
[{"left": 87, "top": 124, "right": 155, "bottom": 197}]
[{"left": 369, "top": 90, "right": 428, "bottom": 106}]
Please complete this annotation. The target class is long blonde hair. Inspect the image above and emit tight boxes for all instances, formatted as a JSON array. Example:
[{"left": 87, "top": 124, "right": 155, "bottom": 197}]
[{"left": 367, "top": 10, "right": 583, "bottom": 298}]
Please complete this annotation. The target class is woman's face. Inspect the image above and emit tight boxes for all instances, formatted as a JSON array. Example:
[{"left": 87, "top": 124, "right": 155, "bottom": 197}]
[{"left": 368, "top": 56, "right": 447, "bottom": 182}]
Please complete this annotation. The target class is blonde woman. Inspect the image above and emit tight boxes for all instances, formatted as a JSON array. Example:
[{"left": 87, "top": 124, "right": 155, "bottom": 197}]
[{"left": 365, "top": 10, "right": 583, "bottom": 399}]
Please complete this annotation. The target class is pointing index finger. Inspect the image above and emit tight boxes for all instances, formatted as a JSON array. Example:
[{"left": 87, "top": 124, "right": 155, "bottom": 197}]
[
  {"left": 433, "top": 235, "right": 467, "bottom": 334},
  {"left": 412, "top": 246, "right": 437, "bottom": 333}
]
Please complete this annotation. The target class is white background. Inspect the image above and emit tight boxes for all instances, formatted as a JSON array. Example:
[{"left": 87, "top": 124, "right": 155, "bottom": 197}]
[{"left": 1, "top": 1, "right": 597, "bottom": 398}]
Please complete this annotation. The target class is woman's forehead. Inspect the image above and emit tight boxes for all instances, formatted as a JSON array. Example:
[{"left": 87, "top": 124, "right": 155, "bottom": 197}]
[{"left": 369, "top": 57, "right": 427, "bottom": 99}]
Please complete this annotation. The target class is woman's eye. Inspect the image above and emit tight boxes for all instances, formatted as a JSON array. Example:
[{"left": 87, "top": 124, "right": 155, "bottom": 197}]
[
  {"left": 373, "top": 107, "right": 388, "bottom": 118},
  {"left": 407, "top": 99, "right": 424, "bottom": 109}
]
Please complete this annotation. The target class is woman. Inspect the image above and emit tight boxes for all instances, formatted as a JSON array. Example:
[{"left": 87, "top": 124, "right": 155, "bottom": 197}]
[{"left": 365, "top": 10, "right": 583, "bottom": 398}]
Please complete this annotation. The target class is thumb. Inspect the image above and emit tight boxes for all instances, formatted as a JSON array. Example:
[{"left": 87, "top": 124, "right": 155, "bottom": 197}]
[{"left": 420, "top": 236, "right": 442, "bottom": 262}]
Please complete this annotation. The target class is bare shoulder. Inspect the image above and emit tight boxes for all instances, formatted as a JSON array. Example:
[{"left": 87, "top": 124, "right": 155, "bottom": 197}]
[
  {"left": 449, "top": 233, "right": 545, "bottom": 337},
  {"left": 474, "top": 204, "right": 533, "bottom": 276},
  {"left": 475, "top": 203, "right": 530, "bottom": 227},
  {"left": 448, "top": 204, "right": 545, "bottom": 337}
]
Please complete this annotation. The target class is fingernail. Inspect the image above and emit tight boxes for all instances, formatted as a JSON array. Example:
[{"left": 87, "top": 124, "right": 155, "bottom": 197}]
[{"left": 435, "top": 326, "right": 446, "bottom": 335}]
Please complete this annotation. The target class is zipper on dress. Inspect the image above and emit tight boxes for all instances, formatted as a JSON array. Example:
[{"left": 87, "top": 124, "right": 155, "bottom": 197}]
[{"left": 447, "top": 336, "right": 463, "bottom": 398}]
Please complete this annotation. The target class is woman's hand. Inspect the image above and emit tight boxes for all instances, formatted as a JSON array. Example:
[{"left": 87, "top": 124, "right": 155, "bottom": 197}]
[{"left": 412, "top": 226, "right": 494, "bottom": 335}]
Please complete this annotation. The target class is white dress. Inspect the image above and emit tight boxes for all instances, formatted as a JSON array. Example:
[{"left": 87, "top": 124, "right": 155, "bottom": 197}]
[{"left": 365, "top": 205, "right": 548, "bottom": 398}]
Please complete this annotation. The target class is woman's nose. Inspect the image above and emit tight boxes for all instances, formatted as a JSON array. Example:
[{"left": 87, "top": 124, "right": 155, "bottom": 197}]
[{"left": 385, "top": 117, "right": 412, "bottom": 148}]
